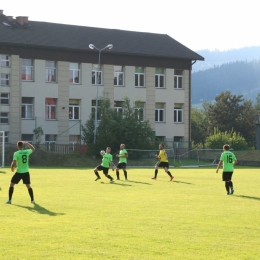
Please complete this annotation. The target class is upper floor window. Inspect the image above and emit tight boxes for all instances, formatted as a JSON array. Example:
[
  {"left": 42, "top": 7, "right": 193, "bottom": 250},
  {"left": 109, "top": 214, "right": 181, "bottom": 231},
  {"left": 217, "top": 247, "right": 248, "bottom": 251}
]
[
  {"left": 0, "top": 93, "right": 9, "bottom": 105},
  {"left": 135, "top": 102, "right": 145, "bottom": 121},
  {"left": 135, "top": 67, "right": 145, "bottom": 87},
  {"left": 70, "top": 63, "right": 80, "bottom": 84},
  {"left": 155, "top": 68, "right": 165, "bottom": 88},
  {"left": 0, "top": 112, "right": 9, "bottom": 124},
  {"left": 114, "top": 66, "right": 124, "bottom": 86},
  {"left": 22, "top": 97, "right": 34, "bottom": 119},
  {"left": 45, "top": 98, "right": 57, "bottom": 120},
  {"left": 69, "top": 99, "right": 80, "bottom": 120},
  {"left": 1, "top": 55, "right": 10, "bottom": 67},
  {"left": 174, "top": 70, "right": 183, "bottom": 89},
  {"left": 45, "top": 61, "right": 57, "bottom": 82},
  {"left": 21, "top": 134, "right": 33, "bottom": 144},
  {"left": 114, "top": 101, "right": 123, "bottom": 116},
  {"left": 155, "top": 103, "right": 165, "bottom": 122},
  {"left": 92, "top": 64, "right": 102, "bottom": 85},
  {"left": 4, "top": 131, "right": 9, "bottom": 143},
  {"left": 1, "top": 73, "right": 10, "bottom": 86},
  {"left": 22, "top": 59, "right": 34, "bottom": 81},
  {"left": 91, "top": 100, "right": 101, "bottom": 121},
  {"left": 174, "top": 104, "right": 183, "bottom": 123}
]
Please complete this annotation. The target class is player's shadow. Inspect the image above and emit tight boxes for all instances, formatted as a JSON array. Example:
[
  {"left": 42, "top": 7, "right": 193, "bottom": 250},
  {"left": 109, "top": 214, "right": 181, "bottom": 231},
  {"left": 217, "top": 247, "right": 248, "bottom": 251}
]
[
  {"left": 124, "top": 180, "right": 152, "bottom": 185},
  {"left": 13, "top": 203, "right": 65, "bottom": 216},
  {"left": 100, "top": 181, "right": 132, "bottom": 186},
  {"left": 0, "top": 170, "right": 6, "bottom": 174},
  {"left": 234, "top": 195, "right": 260, "bottom": 201},
  {"left": 173, "top": 180, "right": 193, "bottom": 185}
]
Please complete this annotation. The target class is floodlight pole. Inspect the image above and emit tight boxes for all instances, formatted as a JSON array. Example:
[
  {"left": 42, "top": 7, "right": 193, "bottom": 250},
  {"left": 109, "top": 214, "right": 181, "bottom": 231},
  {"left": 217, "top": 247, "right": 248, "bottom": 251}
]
[{"left": 89, "top": 44, "right": 113, "bottom": 144}]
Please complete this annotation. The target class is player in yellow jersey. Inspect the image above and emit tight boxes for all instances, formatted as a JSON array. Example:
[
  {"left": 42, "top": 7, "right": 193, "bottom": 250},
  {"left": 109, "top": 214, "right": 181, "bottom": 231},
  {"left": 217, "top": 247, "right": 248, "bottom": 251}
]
[{"left": 152, "top": 143, "right": 174, "bottom": 181}]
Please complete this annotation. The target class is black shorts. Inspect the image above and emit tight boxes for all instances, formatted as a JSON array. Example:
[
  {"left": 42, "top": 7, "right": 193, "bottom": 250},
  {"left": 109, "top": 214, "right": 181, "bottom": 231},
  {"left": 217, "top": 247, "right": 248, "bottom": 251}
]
[
  {"left": 157, "top": 162, "right": 169, "bottom": 168},
  {"left": 222, "top": 172, "right": 233, "bottom": 181},
  {"left": 97, "top": 165, "right": 109, "bottom": 174},
  {"left": 11, "top": 172, "right": 31, "bottom": 184},
  {"left": 117, "top": 162, "right": 127, "bottom": 169}
]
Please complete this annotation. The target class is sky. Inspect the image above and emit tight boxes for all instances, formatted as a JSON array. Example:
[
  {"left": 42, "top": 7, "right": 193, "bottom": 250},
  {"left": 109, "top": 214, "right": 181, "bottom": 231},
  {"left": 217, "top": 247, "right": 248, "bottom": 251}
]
[{"left": 1, "top": 0, "right": 259, "bottom": 52}]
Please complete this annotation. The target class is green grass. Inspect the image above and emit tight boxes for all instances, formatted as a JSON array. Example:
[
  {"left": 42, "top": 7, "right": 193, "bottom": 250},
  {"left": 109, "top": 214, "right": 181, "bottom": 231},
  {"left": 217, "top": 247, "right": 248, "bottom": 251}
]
[{"left": 0, "top": 166, "right": 260, "bottom": 260}]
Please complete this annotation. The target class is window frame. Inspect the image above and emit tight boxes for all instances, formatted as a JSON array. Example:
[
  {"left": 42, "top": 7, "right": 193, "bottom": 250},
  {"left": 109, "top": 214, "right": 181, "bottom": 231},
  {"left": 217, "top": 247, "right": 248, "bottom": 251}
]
[
  {"left": 114, "top": 66, "right": 124, "bottom": 86},
  {"left": 0, "top": 112, "right": 9, "bottom": 124},
  {"left": 45, "top": 98, "right": 57, "bottom": 120},
  {"left": 1, "top": 55, "right": 10, "bottom": 67},
  {"left": 155, "top": 103, "right": 165, "bottom": 122},
  {"left": 0, "top": 93, "right": 9, "bottom": 105},
  {"left": 1, "top": 73, "right": 10, "bottom": 86},
  {"left": 69, "top": 63, "right": 80, "bottom": 84},
  {"left": 92, "top": 64, "right": 102, "bottom": 85},
  {"left": 135, "top": 67, "right": 145, "bottom": 87},
  {"left": 174, "top": 108, "right": 183, "bottom": 123},
  {"left": 69, "top": 105, "right": 80, "bottom": 120},
  {"left": 45, "top": 61, "right": 57, "bottom": 83},
  {"left": 22, "top": 59, "right": 34, "bottom": 81},
  {"left": 174, "top": 70, "right": 184, "bottom": 89}
]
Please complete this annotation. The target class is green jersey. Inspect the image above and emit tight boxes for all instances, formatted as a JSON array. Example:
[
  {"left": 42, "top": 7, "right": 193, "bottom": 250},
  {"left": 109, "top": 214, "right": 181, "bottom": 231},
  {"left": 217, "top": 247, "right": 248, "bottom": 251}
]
[
  {"left": 101, "top": 153, "right": 113, "bottom": 168},
  {"left": 13, "top": 149, "right": 33, "bottom": 173},
  {"left": 220, "top": 151, "right": 237, "bottom": 172},
  {"left": 119, "top": 149, "right": 127, "bottom": 163}
]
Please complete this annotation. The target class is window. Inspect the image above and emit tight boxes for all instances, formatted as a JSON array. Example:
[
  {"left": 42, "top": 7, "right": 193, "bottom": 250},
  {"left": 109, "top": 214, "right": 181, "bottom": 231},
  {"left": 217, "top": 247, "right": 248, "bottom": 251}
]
[
  {"left": 92, "top": 64, "right": 102, "bottom": 85},
  {"left": 135, "top": 102, "right": 145, "bottom": 121},
  {"left": 70, "top": 63, "right": 80, "bottom": 84},
  {"left": 155, "top": 68, "right": 164, "bottom": 88},
  {"left": 1, "top": 74, "right": 10, "bottom": 86},
  {"left": 174, "top": 104, "right": 183, "bottom": 123},
  {"left": 114, "top": 101, "right": 123, "bottom": 115},
  {"left": 135, "top": 67, "right": 145, "bottom": 87},
  {"left": 22, "top": 97, "right": 34, "bottom": 119},
  {"left": 91, "top": 100, "right": 101, "bottom": 121},
  {"left": 69, "top": 99, "right": 80, "bottom": 120},
  {"left": 45, "top": 98, "right": 57, "bottom": 120},
  {"left": 0, "top": 93, "right": 9, "bottom": 105},
  {"left": 45, "top": 135, "right": 56, "bottom": 151},
  {"left": 21, "top": 134, "right": 33, "bottom": 143},
  {"left": 155, "top": 103, "right": 165, "bottom": 122},
  {"left": 1, "top": 55, "right": 10, "bottom": 67},
  {"left": 174, "top": 70, "right": 183, "bottom": 89},
  {"left": 22, "top": 59, "right": 34, "bottom": 81},
  {"left": 45, "top": 61, "right": 57, "bottom": 82},
  {"left": 4, "top": 131, "right": 9, "bottom": 143},
  {"left": 114, "top": 66, "right": 124, "bottom": 86},
  {"left": 0, "top": 112, "right": 9, "bottom": 123}
]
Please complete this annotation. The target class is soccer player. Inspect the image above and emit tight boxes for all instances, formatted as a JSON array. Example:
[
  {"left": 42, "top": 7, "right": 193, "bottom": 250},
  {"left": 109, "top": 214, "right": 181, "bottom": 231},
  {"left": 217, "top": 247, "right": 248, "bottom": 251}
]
[
  {"left": 6, "top": 141, "right": 35, "bottom": 204},
  {"left": 152, "top": 143, "right": 174, "bottom": 181},
  {"left": 116, "top": 143, "right": 128, "bottom": 180},
  {"left": 94, "top": 147, "right": 114, "bottom": 182},
  {"left": 216, "top": 144, "right": 238, "bottom": 195}
]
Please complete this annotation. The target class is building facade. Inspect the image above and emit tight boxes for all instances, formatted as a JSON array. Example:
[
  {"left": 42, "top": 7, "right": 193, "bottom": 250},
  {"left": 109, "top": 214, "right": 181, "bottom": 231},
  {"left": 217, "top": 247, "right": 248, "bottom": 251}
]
[{"left": 0, "top": 10, "right": 204, "bottom": 147}]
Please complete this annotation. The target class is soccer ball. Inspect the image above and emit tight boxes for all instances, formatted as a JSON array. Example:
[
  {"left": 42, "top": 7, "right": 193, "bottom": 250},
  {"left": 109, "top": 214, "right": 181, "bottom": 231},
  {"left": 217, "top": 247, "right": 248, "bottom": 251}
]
[{"left": 100, "top": 150, "right": 105, "bottom": 156}]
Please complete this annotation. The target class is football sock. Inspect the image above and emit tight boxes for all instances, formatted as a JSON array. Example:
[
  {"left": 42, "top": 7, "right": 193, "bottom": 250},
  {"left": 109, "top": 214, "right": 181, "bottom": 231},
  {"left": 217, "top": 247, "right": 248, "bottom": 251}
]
[
  {"left": 124, "top": 170, "right": 127, "bottom": 179},
  {"left": 8, "top": 186, "right": 14, "bottom": 200},
  {"left": 107, "top": 175, "right": 113, "bottom": 180},
  {"left": 225, "top": 182, "right": 229, "bottom": 192},
  {"left": 229, "top": 181, "right": 233, "bottom": 189},
  {"left": 167, "top": 171, "right": 172, "bottom": 177},
  {"left": 94, "top": 171, "right": 100, "bottom": 178},
  {"left": 28, "top": 188, "right": 34, "bottom": 201},
  {"left": 154, "top": 169, "right": 158, "bottom": 178},
  {"left": 116, "top": 171, "right": 119, "bottom": 179}
]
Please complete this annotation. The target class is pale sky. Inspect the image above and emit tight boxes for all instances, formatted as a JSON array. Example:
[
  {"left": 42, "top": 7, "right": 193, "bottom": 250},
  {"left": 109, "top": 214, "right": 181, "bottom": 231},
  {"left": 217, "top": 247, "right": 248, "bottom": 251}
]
[{"left": 1, "top": 0, "right": 259, "bottom": 52}]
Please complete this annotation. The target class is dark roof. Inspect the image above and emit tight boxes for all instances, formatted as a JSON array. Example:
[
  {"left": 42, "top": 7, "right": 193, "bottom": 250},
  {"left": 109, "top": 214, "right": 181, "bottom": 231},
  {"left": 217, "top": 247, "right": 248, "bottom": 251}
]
[{"left": 0, "top": 14, "right": 204, "bottom": 61}]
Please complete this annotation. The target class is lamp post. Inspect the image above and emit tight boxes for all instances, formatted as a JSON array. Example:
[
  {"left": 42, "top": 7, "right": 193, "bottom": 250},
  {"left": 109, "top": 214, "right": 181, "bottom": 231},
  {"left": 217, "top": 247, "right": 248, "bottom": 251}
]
[{"left": 89, "top": 44, "right": 113, "bottom": 144}]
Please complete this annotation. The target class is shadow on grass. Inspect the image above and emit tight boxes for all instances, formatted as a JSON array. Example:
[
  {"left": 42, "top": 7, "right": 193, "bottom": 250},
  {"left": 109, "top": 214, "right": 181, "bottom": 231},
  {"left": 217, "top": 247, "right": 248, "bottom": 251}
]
[
  {"left": 234, "top": 195, "right": 260, "bottom": 201},
  {"left": 100, "top": 181, "right": 132, "bottom": 186},
  {"left": 173, "top": 180, "right": 193, "bottom": 185},
  {"left": 0, "top": 170, "right": 6, "bottom": 174},
  {"left": 13, "top": 203, "right": 65, "bottom": 216},
  {"left": 124, "top": 180, "right": 152, "bottom": 185}
]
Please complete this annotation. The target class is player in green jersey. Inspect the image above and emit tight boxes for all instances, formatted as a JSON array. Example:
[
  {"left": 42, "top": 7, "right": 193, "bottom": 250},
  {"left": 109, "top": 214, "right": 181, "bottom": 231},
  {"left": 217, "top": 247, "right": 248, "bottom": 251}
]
[
  {"left": 116, "top": 144, "right": 128, "bottom": 180},
  {"left": 94, "top": 147, "right": 114, "bottom": 182},
  {"left": 6, "top": 141, "right": 35, "bottom": 204},
  {"left": 216, "top": 144, "right": 238, "bottom": 195}
]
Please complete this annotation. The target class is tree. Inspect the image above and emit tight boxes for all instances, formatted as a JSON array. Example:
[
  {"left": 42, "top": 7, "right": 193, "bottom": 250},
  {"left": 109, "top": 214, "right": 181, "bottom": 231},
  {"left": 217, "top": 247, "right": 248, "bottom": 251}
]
[
  {"left": 207, "top": 91, "right": 258, "bottom": 147},
  {"left": 33, "top": 126, "right": 44, "bottom": 146},
  {"left": 81, "top": 96, "right": 156, "bottom": 156}
]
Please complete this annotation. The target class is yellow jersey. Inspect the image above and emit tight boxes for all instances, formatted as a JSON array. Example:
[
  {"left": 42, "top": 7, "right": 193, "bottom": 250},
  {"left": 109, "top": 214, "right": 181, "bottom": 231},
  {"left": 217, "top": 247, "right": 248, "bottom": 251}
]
[{"left": 158, "top": 149, "right": 168, "bottom": 162}]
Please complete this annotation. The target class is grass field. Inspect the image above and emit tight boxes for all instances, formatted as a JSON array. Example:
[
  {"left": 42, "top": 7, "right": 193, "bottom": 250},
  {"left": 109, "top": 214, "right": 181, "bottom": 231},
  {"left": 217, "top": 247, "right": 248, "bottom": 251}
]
[{"left": 0, "top": 166, "right": 259, "bottom": 260}]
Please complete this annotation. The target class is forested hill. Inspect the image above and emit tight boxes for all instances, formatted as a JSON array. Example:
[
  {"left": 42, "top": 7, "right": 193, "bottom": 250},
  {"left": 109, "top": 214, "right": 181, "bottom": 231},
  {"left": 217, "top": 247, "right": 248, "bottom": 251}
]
[{"left": 191, "top": 60, "right": 260, "bottom": 104}]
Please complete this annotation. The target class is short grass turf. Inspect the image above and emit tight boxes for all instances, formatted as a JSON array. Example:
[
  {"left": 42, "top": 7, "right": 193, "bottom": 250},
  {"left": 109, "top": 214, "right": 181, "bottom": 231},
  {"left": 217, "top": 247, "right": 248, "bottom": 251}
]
[{"left": 0, "top": 166, "right": 259, "bottom": 260}]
